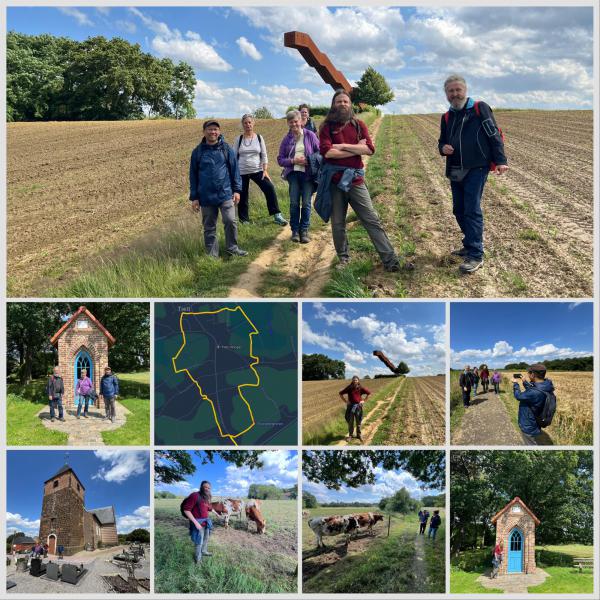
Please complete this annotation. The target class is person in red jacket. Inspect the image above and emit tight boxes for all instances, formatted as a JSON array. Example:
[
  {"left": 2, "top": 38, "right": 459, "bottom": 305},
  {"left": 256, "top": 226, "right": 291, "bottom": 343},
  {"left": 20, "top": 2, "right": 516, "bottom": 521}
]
[
  {"left": 182, "top": 480, "right": 214, "bottom": 564},
  {"left": 339, "top": 375, "right": 371, "bottom": 442},
  {"left": 480, "top": 364, "right": 490, "bottom": 393}
]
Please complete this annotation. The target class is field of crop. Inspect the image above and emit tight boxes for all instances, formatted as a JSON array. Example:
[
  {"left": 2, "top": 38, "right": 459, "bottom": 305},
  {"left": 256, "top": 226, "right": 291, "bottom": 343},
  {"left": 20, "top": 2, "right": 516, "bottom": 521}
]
[
  {"left": 330, "top": 110, "right": 593, "bottom": 298},
  {"left": 154, "top": 497, "right": 297, "bottom": 594},
  {"left": 450, "top": 370, "right": 592, "bottom": 445},
  {"left": 303, "top": 375, "right": 445, "bottom": 445},
  {"left": 302, "top": 505, "right": 445, "bottom": 593},
  {"left": 6, "top": 118, "right": 290, "bottom": 296}
]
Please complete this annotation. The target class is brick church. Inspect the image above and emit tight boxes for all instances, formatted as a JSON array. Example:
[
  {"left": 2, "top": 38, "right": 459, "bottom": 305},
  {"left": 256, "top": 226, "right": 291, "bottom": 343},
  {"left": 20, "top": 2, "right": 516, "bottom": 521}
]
[
  {"left": 50, "top": 306, "right": 115, "bottom": 409},
  {"left": 39, "top": 464, "right": 118, "bottom": 555}
]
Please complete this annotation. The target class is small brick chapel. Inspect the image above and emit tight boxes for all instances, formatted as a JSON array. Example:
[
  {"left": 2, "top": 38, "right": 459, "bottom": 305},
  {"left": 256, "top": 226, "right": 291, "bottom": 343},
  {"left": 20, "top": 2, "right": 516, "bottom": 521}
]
[
  {"left": 491, "top": 496, "right": 540, "bottom": 575},
  {"left": 50, "top": 306, "right": 115, "bottom": 408}
]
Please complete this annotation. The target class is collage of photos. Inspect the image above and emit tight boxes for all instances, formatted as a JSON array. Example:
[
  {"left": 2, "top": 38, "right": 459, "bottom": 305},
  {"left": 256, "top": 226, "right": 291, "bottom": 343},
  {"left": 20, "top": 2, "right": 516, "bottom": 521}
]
[{"left": 2, "top": 2, "right": 597, "bottom": 600}]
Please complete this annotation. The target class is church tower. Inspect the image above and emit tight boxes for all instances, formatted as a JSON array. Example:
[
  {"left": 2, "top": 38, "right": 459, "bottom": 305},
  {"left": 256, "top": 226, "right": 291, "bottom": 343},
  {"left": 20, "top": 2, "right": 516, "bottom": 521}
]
[{"left": 38, "top": 464, "right": 86, "bottom": 555}]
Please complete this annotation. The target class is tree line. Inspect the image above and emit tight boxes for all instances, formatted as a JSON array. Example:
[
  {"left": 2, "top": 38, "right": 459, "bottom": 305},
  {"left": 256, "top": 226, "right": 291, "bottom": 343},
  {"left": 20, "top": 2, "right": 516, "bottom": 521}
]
[
  {"left": 505, "top": 356, "right": 593, "bottom": 371},
  {"left": 7, "top": 32, "right": 195, "bottom": 121},
  {"left": 7, "top": 303, "right": 150, "bottom": 383},
  {"left": 450, "top": 451, "right": 593, "bottom": 552}
]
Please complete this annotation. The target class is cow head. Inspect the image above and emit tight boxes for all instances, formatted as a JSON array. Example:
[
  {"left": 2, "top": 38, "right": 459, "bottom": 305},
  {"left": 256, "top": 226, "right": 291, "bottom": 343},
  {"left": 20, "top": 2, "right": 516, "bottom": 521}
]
[{"left": 373, "top": 514, "right": 384, "bottom": 523}]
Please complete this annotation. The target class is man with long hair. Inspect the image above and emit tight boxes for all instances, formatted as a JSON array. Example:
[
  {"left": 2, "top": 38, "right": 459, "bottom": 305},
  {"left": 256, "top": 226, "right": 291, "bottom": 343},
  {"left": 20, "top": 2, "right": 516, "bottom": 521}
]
[
  {"left": 182, "top": 480, "right": 214, "bottom": 564},
  {"left": 317, "top": 90, "right": 401, "bottom": 271}
]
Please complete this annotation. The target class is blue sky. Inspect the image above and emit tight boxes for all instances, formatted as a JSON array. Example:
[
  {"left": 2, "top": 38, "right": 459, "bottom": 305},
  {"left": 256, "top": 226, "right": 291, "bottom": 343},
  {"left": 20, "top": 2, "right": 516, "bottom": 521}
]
[
  {"left": 7, "top": 5, "right": 594, "bottom": 116},
  {"left": 155, "top": 450, "right": 298, "bottom": 498},
  {"left": 303, "top": 302, "right": 445, "bottom": 377},
  {"left": 303, "top": 451, "right": 444, "bottom": 504},
  {"left": 450, "top": 302, "right": 593, "bottom": 369},
  {"left": 6, "top": 450, "right": 150, "bottom": 537}
]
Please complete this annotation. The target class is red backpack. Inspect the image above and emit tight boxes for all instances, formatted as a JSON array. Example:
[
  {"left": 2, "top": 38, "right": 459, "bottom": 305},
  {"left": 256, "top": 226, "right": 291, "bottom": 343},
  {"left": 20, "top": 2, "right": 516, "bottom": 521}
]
[{"left": 444, "top": 100, "right": 505, "bottom": 171}]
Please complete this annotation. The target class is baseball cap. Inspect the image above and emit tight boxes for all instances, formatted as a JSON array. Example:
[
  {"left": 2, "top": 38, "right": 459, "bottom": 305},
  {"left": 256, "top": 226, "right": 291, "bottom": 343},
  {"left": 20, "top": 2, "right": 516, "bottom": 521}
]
[{"left": 203, "top": 120, "right": 220, "bottom": 130}]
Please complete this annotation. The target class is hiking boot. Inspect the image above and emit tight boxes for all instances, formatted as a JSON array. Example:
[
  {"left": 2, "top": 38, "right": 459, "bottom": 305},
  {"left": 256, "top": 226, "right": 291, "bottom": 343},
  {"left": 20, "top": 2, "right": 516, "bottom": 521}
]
[
  {"left": 227, "top": 248, "right": 248, "bottom": 257},
  {"left": 201, "top": 551, "right": 212, "bottom": 556},
  {"left": 51, "top": 418, "right": 55, "bottom": 423},
  {"left": 300, "top": 230, "right": 310, "bottom": 244},
  {"left": 336, "top": 257, "right": 351, "bottom": 270},
  {"left": 357, "top": 435, "right": 363, "bottom": 442},
  {"left": 238, "top": 219, "right": 250, "bottom": 226},
  {"left": 273, "top": 213, "right": 288, "bottom": 226},
  {"left": 83, "top": 414, "right": 88, "bottom": 418},
  {"left": 345, "top": 436, "right": 353, "bottom": 442},
  {"left": 459, "top": 257, "right": 483, "bottom": 273},
  {"left": 77, "top": 415, "right": 80, "bottom": 420},
  {"left": 59, "top": 418, "right": 65, "bottom": 422},
  {"left": 291, "top": 232, "right": 300, "bottom": 243},
  {"left": 450, "top": 247, "right": 469, "bottom": 257}
]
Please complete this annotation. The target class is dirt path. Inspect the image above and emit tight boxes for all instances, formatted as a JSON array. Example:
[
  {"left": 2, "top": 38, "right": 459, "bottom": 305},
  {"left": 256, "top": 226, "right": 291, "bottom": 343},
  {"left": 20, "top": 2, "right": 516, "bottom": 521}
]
[
  {"left": 228, "top": 117, "right": 383, "bottom": 298},
  {"left": 400, "top": 377, "right": 445, "bottom": 445},
  {"left": 334, "top": 377, "right": 403, "bottom": 446},
  {"left": 412, "top": 533, "right": 429, "bottom": 593},
  {"left": 452, "top": 391, "right": 523, "bottom": 445}
]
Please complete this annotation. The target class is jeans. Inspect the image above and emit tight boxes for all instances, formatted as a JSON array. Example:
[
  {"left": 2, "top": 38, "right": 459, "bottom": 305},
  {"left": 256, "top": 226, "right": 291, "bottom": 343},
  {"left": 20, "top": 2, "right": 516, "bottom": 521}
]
[
  {"left": 104, "top": 396, "right": 116, "bottom": 420},
  {"left": 428, "top": 526, "right": 439, "bottom": 540},
  {"left": 49, "top": 397, "right": 63, "bottom": 419},
  {"left": 462, "top": 390, "right": 470, "bottom": 407},
  {"left": 345, "top": 403, "right": 363, "bottom": 437},
  {"left": 419, "top": 522, "right": 426, "bottom": 535},
  {"left": 473, "top": 382, "right": 479, "bottom": 395},
  {"left": 493, "top": 381, "right": 500, "bottom": 394},
  {"left": 239, "top": 172, "right": 280, "bottom": 220},
  {"left": 287, "top": 171, "right": 312, "bottom": 233},
  {"left": 189, "top": 524, "right": 210, "bottom": 562},
  {"left": 330, "top": 182, "right": 398, "bottom": 268},
  {"left": 200, "top": 199, "right": 240, "bottom": 257},
  {"left": 76, "top": 394, "right": 90, "bottom": 416},
  {"left": 450, "top": 166, "right": 488, "bottom": 260}
]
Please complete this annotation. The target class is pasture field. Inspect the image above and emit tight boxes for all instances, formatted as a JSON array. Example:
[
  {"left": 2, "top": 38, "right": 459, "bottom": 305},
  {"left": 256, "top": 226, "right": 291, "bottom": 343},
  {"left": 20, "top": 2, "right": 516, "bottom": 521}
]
[
  {"left": 450, "top": 371, "right": 592, "bottom": 446},
  {"left": 154, "top": 497, "right": 297, "bottom": 594},
  {"left": 302, "top": 505, "right": 445, "bottom": 594},
  {"left": 325, "top": 110, "right": 593, "bottom": 299},
  {"left": 450, "top": 544, "right": 593, "bottom": 594},
  {"left": 303, "top": 375, "right": 445, "bottom": 445}
]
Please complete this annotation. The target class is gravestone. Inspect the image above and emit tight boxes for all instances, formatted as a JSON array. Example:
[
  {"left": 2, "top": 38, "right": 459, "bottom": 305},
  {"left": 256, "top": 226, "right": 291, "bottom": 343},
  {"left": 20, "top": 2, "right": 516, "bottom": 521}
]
[
  {"left": 46, "top": 561, "right": 60, "bottom": 581},
  {"left": 61, "top": 563, "right": 86, "bottom": 585}
]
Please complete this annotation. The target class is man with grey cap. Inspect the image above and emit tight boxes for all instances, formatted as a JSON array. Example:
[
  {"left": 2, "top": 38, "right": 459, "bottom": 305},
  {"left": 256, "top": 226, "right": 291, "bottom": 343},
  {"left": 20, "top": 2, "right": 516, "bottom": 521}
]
[
  {"left": 189, "top": 120, "right": 247, "bottom": 258},
  {"left": 438, "top": 75, "right": 508, "bottom": 274},
  {"left": 512, "top": 363, "right": 555, "bottom": 445}
]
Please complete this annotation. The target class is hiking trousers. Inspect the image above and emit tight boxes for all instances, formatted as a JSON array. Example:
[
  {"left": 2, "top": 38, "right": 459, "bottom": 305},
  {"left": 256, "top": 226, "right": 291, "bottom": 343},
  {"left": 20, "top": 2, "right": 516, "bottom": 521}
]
[
  {"left": 200, "top": 199, "right": 240, "bottom": 257},
  {"left": 239, "top": 172, "right": 280, "bottom": 221},
  {"left": 462, "top": 390, "right": 471, "bottom": 407},
  {"left": 345, "top": 404, "right": 363, "bottom": 437},
  {"left": 330, "top": 183, "right": 398, "bottom": 268},
  {"left": 104, "top": 396, "right": 116, "bottom": 420}
]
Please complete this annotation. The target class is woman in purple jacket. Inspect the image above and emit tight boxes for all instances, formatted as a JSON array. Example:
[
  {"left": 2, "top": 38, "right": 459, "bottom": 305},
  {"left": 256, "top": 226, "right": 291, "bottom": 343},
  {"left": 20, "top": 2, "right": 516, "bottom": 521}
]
[
  {"left": 277, "top": 110, "right": 320, "bottom": 243},
  {"left": 76, "top": 369, "right": 93, "bottom": 419}
]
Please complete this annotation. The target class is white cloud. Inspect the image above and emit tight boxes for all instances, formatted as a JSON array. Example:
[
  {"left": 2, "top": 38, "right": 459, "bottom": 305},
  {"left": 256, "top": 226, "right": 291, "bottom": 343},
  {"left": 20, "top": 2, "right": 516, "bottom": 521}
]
[
  {"left": 7, "top": 513, "right": 40, "bottom": 538},
  {"left": 58, "top": 7, "right": 93, "bottom": 27},
  {"left": 95, "top": 8, "right": 110, "bottom": 17},
  {"left": 117, "top": 505, "right": 150, "bottom": 533},
  {"left": 116, "top": 20, "right": 137, "bottom": 35},
  {"left": 93, "top": 450, "right": 148, "bottom": 483},
  {"left": 237, "top": 36, "right": 262, "bottom": 61},
  {"left": 130, "top": 7, "right": 231, "bottom": 71},
  {"left": 313, "top": 302, "right": 349, "bottom": 326}
]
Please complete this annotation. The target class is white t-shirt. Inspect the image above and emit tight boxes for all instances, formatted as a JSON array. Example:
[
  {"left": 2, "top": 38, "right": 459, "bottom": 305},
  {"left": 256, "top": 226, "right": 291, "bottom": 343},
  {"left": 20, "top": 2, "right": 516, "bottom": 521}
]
[
  {"left": 233, "top": 134, "right": 268, "bottom": 175},
  {"left": 293, "top": 131, "right": 306, "bottom": 172}
]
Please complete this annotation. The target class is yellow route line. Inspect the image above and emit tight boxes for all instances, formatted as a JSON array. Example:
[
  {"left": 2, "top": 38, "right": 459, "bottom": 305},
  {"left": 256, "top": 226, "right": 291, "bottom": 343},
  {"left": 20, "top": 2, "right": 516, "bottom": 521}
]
[{"left": 172, "top": 306, "right": 260, "bottom": 444}]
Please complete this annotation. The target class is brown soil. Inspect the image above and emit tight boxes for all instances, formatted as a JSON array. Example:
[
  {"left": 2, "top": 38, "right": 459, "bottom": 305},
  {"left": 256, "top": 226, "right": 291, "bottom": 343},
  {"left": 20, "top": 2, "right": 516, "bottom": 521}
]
[{"left": 229, "top": 117, "right": 383, "bottom": 298}]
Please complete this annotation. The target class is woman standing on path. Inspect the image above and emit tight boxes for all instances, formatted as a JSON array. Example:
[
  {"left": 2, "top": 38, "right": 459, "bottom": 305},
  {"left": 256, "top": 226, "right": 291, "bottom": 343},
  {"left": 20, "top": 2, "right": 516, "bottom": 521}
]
[
  {"left": 75, "top": 368, "right": 93, "bottom": 419},
  {"left": 182, "top": 480, "right": 214, "bottom": 564},
  {"left": 492, "top": 370, "right": 501, "bottom": 395},
  {"left": 278, "top": 110, "right": 319, "bottom": 243},
  {"left": 339, "top": 375, "right": 371, "bottom": 442},
  {"left": 233, "top": 114, "right": 288, "bottom": 226},
  {"left": 472, "top": 367, "right": 480, "bottom": 396}
]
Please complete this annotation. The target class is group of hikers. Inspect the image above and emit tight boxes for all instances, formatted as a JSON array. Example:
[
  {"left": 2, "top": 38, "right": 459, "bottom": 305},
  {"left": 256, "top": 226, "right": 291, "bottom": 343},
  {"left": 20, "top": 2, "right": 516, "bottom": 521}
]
[
  {"left": 458, "top": 364, "right": 501, "bottom": 406},
  {"left": 189, "top": 75, "right": 507, "bottom": 274},
  {"left": 458, "top": 362, "right": 556, "bottom": 445},
  {"left": 418, "top": 509, "right": 442, "bottom": 541},
  {"left": 46, "top": 365, "right": 120, "bottom": 422}
]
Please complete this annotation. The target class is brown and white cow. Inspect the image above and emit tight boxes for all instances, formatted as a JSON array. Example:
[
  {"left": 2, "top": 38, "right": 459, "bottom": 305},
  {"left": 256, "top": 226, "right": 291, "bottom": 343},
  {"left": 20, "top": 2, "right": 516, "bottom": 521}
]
[
  {"left": 351, "top": 512, "right": 385, "bottom": 535},
  {"left": 245, "top": 499, "right": 266, "bottom": 534},
  {"left": 308, "top": 515, "right": 359, "bottom": 548},
  {"left": 210, "top": 499, "right": 244, "bottom": 528}
]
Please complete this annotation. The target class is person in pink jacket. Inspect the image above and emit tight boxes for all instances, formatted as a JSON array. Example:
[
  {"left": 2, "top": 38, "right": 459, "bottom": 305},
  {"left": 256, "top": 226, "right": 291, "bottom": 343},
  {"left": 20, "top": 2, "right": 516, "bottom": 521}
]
[{"left": 75, "top": 369, "right": 93, "bottom": 419}]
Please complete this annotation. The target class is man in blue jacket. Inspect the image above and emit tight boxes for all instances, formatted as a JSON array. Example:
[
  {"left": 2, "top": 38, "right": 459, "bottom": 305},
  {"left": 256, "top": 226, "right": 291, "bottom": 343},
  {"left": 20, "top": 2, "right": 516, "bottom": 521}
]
[
  {"left": 100, "top": 366, "right": 119, "bottom": 423},
  {"left": 512, "top": 363, "right": 554, "bottom": 445},
  {"left": 190, "top": 121, "right": 247, "bottom": 258},
  {"left": 439, "top": 75, "right": 508, "bottom": 274}
]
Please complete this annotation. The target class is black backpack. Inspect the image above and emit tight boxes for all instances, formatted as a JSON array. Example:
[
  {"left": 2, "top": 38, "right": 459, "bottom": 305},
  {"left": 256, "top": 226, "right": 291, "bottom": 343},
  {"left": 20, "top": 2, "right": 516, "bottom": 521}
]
[
  {"left": 535, "top": 390, "right": 557, "bottom": 428},
  {"left": 180, "top": 493, "right": 201, "bottom": 519},
  {"left": 235, "top": 133, "right": 263, "bottom": 160}
]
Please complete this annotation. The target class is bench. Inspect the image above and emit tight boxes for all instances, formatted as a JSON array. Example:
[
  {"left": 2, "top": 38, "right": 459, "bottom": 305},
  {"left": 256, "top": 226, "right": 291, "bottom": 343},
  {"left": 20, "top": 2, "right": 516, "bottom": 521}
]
[{"left": 573, "top": 557, "right": 593, "bottom": 572}]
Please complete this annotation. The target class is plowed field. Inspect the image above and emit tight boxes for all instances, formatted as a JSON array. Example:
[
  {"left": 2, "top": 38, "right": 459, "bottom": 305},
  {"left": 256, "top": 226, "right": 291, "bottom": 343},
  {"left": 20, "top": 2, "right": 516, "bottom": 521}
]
[{"left": 6, "top": 118, "right": 289, "bottom": 296}]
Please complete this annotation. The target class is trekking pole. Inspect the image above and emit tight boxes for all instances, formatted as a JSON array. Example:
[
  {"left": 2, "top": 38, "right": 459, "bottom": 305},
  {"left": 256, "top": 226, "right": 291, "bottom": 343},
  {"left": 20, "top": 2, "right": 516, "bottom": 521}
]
[{"left": 387, "top": 515, "right": 391, "bottom": 538}]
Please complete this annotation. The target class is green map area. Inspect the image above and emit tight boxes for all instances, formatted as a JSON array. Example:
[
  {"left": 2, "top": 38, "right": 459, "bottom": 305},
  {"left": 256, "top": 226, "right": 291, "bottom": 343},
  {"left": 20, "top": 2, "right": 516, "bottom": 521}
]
[{"left": 155, "top": 302, "right": 298, "bottom": 445}]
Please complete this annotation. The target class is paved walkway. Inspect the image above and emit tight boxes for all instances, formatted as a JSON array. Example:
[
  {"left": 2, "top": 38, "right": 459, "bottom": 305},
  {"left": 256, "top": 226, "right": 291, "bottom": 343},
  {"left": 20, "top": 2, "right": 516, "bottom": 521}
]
[
  {"left": 7, "top": 545, "right": 150, "bottom": 594},
  {"left": 477, "top": 568, "right": 549, "bottom": 594},
  {"left": 38, "top": 403, "right": 130, "bottom": 446}
]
